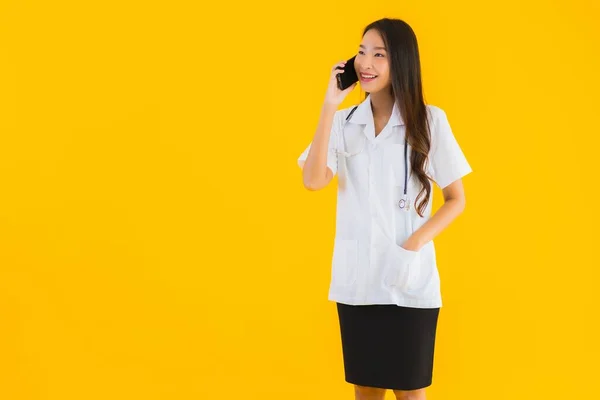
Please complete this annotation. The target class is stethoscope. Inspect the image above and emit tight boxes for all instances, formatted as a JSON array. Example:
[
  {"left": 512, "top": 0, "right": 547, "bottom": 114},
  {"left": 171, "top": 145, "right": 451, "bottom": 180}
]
[{"left": 333, "top": 106, "right": 411, "bottom": 211}]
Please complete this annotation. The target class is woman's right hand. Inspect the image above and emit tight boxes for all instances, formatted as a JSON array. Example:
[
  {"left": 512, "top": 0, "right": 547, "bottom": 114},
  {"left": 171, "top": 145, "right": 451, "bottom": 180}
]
[{"left": 324, "top": 60, "right": 358, "bottom": 107}]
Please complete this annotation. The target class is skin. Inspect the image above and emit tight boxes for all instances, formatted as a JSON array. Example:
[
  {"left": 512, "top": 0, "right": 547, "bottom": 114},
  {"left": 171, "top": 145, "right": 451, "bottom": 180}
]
[{"left": 302, "top": 29, "right": 466, "bottom": 400}]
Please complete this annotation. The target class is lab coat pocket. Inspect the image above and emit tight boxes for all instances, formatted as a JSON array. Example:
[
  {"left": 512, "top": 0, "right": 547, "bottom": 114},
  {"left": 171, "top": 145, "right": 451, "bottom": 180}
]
[
  {"left": 331, "top": 239, "right": 358, "bottom": 286},
  {"left": 403, "top": 257, "right": 438, "bottom": 299},
  {"left": 384, "top": 245, "right": 421, "bottom": 290}
]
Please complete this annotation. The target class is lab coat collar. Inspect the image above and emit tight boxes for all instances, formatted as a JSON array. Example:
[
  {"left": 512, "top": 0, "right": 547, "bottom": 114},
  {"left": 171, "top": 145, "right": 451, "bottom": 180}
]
[{"left": 349, "top": 93, "right": 404, "bottom": 127}]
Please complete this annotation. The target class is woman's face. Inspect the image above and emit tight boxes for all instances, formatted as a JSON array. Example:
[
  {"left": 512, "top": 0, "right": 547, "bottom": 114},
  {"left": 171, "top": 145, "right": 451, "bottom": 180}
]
[{"left": 354, "top": 29, "right": 391, "bottom": 93}]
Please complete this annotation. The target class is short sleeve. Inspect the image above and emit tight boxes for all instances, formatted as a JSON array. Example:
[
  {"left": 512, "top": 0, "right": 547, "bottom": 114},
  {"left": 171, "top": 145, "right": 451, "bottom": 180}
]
[
  {"left": 297, "top": 110, "right": 342, "bottom": 176},
  {"left": 428, "top": 107, "right": 473, "bottom": 189}
]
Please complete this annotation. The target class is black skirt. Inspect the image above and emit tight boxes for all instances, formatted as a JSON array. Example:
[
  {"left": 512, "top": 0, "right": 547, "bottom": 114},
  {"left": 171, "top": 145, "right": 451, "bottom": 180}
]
[{"left": 336, "top": 302, "right": 440, "bottom": 391}]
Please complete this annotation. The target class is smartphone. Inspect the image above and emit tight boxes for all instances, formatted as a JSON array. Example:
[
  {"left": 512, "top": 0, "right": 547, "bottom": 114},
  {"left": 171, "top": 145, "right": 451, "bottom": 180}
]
[{"left": 336, "top": 55, "right": 358, "bottom": 91}]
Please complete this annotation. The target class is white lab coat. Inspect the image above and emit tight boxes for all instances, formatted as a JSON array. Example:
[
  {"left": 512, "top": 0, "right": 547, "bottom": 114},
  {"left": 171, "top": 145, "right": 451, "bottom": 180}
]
[{"left": 298, "top": 94, "right": 472, "bottom": 308}]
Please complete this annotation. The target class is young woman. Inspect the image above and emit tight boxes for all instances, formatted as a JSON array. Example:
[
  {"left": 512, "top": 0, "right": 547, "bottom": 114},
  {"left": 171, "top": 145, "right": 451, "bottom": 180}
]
[{"left": 297, "top": 18, "right": 473, "bottom": 400}]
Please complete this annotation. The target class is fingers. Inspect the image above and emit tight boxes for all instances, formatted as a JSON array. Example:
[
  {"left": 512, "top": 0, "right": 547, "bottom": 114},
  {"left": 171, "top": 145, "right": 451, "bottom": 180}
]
[{"left": 332, "top": 60, "right": 347, "bottom": 72}]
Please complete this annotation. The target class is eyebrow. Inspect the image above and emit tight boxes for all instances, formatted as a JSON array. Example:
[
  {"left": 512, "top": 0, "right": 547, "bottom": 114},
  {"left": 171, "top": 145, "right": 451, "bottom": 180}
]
[{"left": 359, "top": 44, "right": 387, "bottom": 51}]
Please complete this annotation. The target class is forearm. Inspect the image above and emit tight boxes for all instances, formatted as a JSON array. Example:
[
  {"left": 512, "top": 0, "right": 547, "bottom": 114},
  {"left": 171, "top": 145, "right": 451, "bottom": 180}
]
[
  {"left": 302, "top": 103, "right": 337, "bottom": 190},
  {"left": 403, "top": 198, "right": 466, "bottom": 250}
]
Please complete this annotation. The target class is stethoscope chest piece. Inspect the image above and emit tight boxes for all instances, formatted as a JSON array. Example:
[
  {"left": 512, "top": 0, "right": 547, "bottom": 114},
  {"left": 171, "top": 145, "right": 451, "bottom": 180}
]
[{"left": 398, "top": 194, "right": 411, "bottom": 211}]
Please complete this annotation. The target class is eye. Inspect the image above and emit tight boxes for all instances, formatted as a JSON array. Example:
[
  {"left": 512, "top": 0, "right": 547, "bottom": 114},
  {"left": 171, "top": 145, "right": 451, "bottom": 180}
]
[{"left": 357, "top": 50, "right": 385, "bottom": 57}]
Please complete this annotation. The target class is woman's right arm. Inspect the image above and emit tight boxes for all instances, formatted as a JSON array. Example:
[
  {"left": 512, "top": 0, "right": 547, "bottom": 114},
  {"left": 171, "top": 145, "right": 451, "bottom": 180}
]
[
  {"left": 300, "top": 102, "right": 339, "bottom": 190},
  {"left": 300, "top": 60, "right": 358, "bottom": 191}
]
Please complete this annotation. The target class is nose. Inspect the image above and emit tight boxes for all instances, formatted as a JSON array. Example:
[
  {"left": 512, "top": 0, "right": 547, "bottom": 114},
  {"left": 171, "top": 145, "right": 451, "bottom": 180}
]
[{"left": 356, "top": 59, "right": 373, "bottom": 72}]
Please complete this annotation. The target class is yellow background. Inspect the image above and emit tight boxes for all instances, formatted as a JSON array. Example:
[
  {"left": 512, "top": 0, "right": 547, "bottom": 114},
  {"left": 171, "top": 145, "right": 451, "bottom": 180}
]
[{"left": 1, "top": 1, "right": 598, "bottom": 399}]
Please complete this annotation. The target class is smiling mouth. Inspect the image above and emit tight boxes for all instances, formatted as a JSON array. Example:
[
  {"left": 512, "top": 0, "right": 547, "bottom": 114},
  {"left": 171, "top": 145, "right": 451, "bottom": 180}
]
[{"left": 360, "top": 73, "right": 378, "bottom": 82}]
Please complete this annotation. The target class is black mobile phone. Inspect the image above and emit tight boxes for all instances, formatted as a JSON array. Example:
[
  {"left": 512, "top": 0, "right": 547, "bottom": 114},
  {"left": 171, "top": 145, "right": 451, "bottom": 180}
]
[{"left": 336, "top": 55, "right": 358, "bottom": 91}]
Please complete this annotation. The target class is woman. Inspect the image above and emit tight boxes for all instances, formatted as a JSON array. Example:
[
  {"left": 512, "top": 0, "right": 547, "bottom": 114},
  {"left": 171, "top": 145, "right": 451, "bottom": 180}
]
[{"left": 297, "top": 18, "right": 472, "bottom": 400}]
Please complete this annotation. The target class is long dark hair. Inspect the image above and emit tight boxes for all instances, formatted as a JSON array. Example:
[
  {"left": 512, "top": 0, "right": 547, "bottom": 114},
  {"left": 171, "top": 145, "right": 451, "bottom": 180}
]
[{"left": 361, "top": 18, "right": 432, "bottom": 217}]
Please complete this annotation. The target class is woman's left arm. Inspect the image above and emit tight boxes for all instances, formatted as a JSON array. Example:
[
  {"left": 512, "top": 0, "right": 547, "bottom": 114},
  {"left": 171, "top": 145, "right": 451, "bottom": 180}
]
[{"left": 402, "top": 179, "right": 466, "bottom": 251}]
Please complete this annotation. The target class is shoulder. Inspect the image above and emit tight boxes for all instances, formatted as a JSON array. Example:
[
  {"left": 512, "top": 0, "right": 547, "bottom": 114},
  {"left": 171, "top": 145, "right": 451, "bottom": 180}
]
[
  {"left": 424, "top": 104, "right": 447, "bottom": 127},
  {"left": 425, "top": 104, "right": 455, "bottom": 144},
  {"left": 337, "top": 104, "right": 360, "bottom": 121},
  {"left": 327, "top": 104, "right": 360, "bottom": 132}
]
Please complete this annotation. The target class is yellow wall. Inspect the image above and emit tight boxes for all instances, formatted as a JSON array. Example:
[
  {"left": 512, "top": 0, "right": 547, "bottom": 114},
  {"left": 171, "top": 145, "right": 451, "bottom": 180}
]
[{"left": 1, "top": 1, "right": 598, "bottom": 399}]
